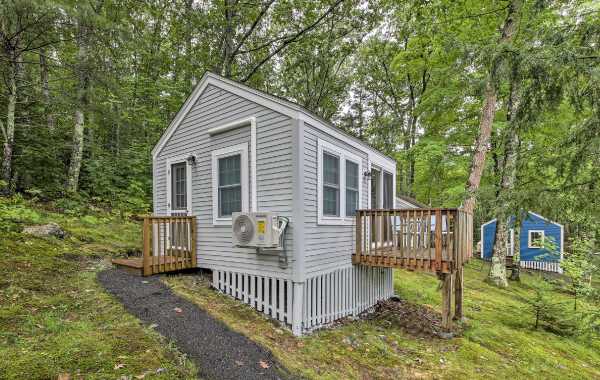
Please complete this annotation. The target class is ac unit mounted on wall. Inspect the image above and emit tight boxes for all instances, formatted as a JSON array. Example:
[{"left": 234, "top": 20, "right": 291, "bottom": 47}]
[{"left": 232, "top": 212, "right": 287, "bottom": 250}]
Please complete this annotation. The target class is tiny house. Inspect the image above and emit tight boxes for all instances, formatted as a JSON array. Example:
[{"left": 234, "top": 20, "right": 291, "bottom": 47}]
[
  {"left": 116, "top": 72, "right": 473, "bottom": 335},
  {"left": 481, "top": 211, "right": 564, "bottom": 273}
]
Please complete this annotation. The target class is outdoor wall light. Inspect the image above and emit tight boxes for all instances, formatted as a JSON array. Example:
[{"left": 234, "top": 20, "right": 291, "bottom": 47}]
[{"left": 186, "top": 154, "right": 197, "bottom": 165}]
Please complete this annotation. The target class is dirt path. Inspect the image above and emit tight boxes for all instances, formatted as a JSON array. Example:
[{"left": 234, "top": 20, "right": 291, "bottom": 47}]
[{"left": 98, "top": 269, "right": 292, "bottom": 380}]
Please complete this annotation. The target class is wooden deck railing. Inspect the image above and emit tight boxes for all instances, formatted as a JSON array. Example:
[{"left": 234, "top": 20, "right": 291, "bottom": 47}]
[
  {"left": 142, "top": 216, "right": 197, "bottom": 276},
  {"left": 352, "top": 208, "right": 473, "bottom": 273}
]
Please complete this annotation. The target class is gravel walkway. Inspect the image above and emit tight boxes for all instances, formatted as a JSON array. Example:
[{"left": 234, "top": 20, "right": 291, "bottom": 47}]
[{"left": 98, "top": 269, "right": 292, "bottom": 380}]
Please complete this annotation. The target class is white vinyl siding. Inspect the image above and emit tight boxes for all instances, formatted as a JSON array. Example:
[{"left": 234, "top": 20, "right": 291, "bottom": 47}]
[{"left": 154, "top": 84, "right": 293, "bottom": 278}]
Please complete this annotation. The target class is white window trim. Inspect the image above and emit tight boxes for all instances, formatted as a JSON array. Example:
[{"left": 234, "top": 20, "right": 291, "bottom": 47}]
[
  {"left": 166, "top": 156, "right": 193, "bottom": 215},
  {"left": 368, "top": 159, "right": 396, "bottom": 209},
  {"left": 528, "top": 230, "right": 545, "bottom": 249},
  {"left": 317, "top": 139, "right": 363, "bottom": 226},
  {"left": 212, "top": 143, "right": 249, "bottom": 225},
  {"left": 207, "top": 116, "right": 257, "bottom": 212}
]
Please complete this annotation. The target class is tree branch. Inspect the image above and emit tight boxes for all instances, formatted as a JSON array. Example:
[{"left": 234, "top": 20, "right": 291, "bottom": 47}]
[
  {"left": 241, "top": 0, "right": 345, "bottom": 82},
  {"left": 230, "top": 0, "right": 276, "bottom": 59}
]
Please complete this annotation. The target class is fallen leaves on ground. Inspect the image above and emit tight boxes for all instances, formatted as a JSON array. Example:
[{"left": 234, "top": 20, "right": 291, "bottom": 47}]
[{"left": 259, "top": 360, "right": 270, "bottom": 369}]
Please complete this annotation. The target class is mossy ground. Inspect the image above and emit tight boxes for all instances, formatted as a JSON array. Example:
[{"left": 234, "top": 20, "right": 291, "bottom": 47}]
[
  {"left": 2, "top": 198, "right": 599, "bottom": 379},
  {"left": 164, "top": 262, "right": 600, "bottom": 379},
  {"left": 0, "top": 198, "right": 197, "bottom": 379}
]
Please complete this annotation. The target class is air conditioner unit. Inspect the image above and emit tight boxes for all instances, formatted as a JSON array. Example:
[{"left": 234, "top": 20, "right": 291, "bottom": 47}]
[{"left": 232, "top": 212, "right": 287, "bottom": 249}]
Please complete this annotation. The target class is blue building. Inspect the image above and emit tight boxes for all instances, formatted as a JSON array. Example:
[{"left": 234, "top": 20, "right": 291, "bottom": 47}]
[{"left": 481, "top": 211, "right": 564, "bottom": 273}]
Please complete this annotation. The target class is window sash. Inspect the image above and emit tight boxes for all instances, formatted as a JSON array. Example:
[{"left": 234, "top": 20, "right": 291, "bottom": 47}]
[
  {"left": 322, "top": 152, "right": 340, "bottom": 216},
  {"left": 529, "top": 231, "right": 545, "bottom": 248},
  {"left": 218, "top": 154, "right": 242, "bottom": 217},
  {"left": 345, "top": 161, "right": 359, "bottom": 216}
]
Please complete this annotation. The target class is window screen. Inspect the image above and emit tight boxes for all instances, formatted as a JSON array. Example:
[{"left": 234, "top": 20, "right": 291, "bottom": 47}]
[
  {"left": 383, "top": 172, "right": 393, "bottom": 209},
  {"left": 218, "top": 154, "right": 242, "bottom": 217},
  {"left": 371, "top": 169, "right": 380, "bottom": 208},
  {"left": 171, "top": 162, "right": 187, "bottom": 210},
  {"left": 345, "top": 161, "right": 359, "bottom": 216},
  {"left": 323, "top": 152, "right": 340, "bottom": 216}
]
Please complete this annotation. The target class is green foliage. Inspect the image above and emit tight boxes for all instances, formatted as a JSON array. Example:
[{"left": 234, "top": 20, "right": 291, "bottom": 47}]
[
  {"left": 525, "top": 279, "right": 576, "bottom": 335},
  {"left": 0, "top": 200, "right": 197, "bottom": 379},
  {"left": 562, "top": 237, "right": 598, "bottom": 310}
]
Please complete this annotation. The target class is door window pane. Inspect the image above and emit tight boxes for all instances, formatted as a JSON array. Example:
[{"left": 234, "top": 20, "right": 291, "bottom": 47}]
[
  {"left": 171, "top": 162, "right": 187, "bottom": 210},
  {"left": 323, "top": 152, "right": 339, "bottom": 216},
  {"left": 345, "top": 160, "right": 359, "bottom": 216},
  {"left": 218, "top": 154, "right": 242, "bottom": 217}
]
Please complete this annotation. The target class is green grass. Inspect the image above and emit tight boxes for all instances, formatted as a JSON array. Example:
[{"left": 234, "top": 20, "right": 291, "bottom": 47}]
[
  {"left": 2, "top": 197, "right": 599, "bottom": 379},
  {"left": 164, "top": 263, "right": 600, "bottom": 379},
  {"left": 0, "top": 198, "right": 197, "bottom": 380}
]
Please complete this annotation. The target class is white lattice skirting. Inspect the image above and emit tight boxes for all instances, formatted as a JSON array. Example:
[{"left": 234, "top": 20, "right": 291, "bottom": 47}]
[
  {"left": 520, "top": 260, "right": 563, "bottom": 274},
  {"left": 212, "top": 266, "right": 394, "bottom": 334}
]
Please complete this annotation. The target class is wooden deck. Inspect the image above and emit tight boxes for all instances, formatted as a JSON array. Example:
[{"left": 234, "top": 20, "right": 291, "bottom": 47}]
[
  {"left": 352, "top": 208, "right": 473, "bottom": 330},
  {"left": 112, "top": 216, "right": 196, "bottom": 276},
  {"left": 352, "top": 208, "right": 473, "bottom": 274}
]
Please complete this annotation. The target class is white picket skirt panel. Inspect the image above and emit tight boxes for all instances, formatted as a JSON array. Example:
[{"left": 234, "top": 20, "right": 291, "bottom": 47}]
[
  {"left": 212, "top": 266, "right": 394, "bottom": 334},
  {"left": 301, "top": 266, "right": 394, "bottom": 332},
  {"left": 520, "top": 260, "right": 563, "bottom": 274},
  {"left": 212, "top": 270, "right": 294, "bottom": 325}
]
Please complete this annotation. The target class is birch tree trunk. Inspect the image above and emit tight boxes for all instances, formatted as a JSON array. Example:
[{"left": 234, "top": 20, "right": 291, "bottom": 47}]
[
  {"left": 489, "top": 63, "right": 522, "bottom": 287},
  {"left": 2, "top": 48, "right": 21, "bottom": 192},
  {"left": 39, "top": 47, "right": 55, "bottom": 132},
  {"left": 66, "top": 25, "right": 89, "bottom": 193},
  {"left": 463, "top": 0, "right": 522, "bottom": 215}
]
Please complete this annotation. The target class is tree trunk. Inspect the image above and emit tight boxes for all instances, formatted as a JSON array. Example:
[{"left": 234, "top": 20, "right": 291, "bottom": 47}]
[
  {"left": 219, "top": 0, "right": 235, "bottom": 77},
  {"left": 510, "top": 226, "right": 521, "bottom": 281},
  {"left": 463, "top": 0, "right": 522, "bottom": 214},
  {"left": 489, "top": 61, "right": 521, "bottom": 288},
  {"left": 39, "top": 48, "right": 55, "bottom": 132},
  {"left": 66, "top": 25, "right": 89, "bottom": 193},
  {"left": 2, "top": 49, "right": 21, "bottom": 193}
]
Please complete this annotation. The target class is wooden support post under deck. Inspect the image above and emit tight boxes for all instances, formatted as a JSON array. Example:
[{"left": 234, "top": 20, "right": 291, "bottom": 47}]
[
  {"left": 454, "top": 266, "right": 464, "bottom": 320},
  {"left": 142, "top": 218, "right": 151, "bottom": 276},
  {"left": 441, "top": 271, "right": 455, "bottom": 331},
  {"left": 190, "top": 218, "right": 197, "bottom": 268}
]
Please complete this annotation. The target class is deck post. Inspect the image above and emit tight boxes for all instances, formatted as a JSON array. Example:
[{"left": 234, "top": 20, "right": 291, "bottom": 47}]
[
  {"left": 434, "top": 209, "right": 442, "bottom": 271},
  {"left": 142, "top": 217, "right": 151, "bottom": 276},
  {"left": 292, "top": 282, "right": 304, "bottom": 336},
  {"left": 441, "top": 271, "right": 454, "bottom": 331},
  {"left": 454, "top": 266, "right": 464, "bottom": 320},
  {"left": 190, "top": 217, "right": 197, "bottom": 268},
  {"left": 355, "top": 211, "right": 362, "bottom": 264}
]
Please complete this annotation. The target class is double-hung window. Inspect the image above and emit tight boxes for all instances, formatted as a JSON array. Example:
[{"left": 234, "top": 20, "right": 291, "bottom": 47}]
[
  {"left": 317, "top": 139, "right": 362, "bottom": 225},
  {"left": 218, "top": 155, "right": 242, "bottom": 217},
  {"left": 345, "top": 161, "right": 359, "bottom": 216},
  {"left": 212, "top": 143, "right": 249, "bottom": 225},
  {"left": 323, "top": 153, "right": 340, "bottom": 216}
]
